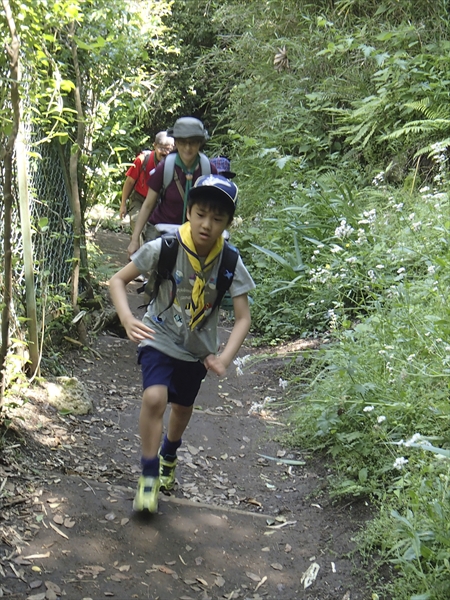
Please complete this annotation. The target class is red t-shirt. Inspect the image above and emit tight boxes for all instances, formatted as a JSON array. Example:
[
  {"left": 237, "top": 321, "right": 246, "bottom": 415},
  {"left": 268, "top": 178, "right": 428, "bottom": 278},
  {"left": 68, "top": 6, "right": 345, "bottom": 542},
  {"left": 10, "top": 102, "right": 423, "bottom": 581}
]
[
  {"left": 148, "top": 155, "right": 217, "bottom": 226},
  {"left": 125, "top": 151, "right": 158, "bottom": 197}
]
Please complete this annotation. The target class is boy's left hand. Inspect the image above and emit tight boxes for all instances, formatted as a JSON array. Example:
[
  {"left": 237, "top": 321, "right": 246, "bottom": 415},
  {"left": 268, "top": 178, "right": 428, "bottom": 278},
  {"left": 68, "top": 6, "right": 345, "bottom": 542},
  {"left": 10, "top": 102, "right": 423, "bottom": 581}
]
[{"left": 204, "top": 354, "right": 227, "bottom": 377}]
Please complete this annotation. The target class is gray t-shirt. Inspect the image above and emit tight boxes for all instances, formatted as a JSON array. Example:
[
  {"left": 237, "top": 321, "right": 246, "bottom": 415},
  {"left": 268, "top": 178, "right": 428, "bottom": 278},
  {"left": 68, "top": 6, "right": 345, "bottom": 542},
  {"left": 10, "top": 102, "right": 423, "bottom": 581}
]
[{"left": 132, "top": 238, "right": 256, "bottom": 362}]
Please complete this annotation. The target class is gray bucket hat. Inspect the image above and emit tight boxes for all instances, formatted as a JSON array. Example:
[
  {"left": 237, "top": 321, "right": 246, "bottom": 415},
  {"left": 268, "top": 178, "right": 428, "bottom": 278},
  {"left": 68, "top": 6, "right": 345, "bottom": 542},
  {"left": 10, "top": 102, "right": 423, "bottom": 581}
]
[{"left": 167, "top": 117, "right": 209, "bottom": 140}]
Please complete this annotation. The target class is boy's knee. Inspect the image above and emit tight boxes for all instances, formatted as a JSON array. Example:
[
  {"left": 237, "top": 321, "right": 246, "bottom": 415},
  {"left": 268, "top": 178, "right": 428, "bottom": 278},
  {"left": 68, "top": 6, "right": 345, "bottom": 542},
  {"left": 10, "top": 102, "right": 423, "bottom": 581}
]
[
  {"left": 142, "top": 386, "right": 167, "bottom": 413},
  {"left": 171, "top": 403, "right": 194, "bottom": 418}
]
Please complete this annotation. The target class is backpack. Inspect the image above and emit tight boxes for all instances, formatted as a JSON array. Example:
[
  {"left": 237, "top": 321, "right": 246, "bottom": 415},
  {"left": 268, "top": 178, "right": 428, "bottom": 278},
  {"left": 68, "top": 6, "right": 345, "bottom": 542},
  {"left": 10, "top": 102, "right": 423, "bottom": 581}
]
[
  {"left": 130, "top": 150, "right": 153, "bottom": 193},
  {"left": 161, "top": 152, "right": 211, "bottom": 200},
  {"left": 142, "top": 234, "right": 239, "bottom": 327}
]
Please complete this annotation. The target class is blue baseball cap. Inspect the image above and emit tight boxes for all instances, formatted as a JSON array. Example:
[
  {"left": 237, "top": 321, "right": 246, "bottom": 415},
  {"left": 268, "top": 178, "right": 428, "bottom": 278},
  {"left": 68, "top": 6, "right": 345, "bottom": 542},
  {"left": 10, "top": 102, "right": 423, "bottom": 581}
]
[{"left": 189, "top": 174, "right": 238, "bottom": 209}]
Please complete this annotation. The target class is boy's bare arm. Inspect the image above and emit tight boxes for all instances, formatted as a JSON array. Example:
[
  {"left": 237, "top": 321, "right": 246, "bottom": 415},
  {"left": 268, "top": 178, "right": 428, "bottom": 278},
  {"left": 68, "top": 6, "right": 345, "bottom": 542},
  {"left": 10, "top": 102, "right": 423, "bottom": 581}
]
[
  {"left": 204, "top": 294, "right": 251, "bottom": 377},
  {"left": 109, "top": 263, "right": 154, "bottom": 343},
  {"left": 127, "top": 188, "right": 159, "bottom": 256}
]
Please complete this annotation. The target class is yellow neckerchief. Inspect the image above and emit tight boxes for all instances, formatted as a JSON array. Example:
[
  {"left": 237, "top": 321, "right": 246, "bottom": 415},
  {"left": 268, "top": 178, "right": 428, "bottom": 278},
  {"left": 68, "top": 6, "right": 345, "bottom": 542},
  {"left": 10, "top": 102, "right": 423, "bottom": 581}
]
[{"left": 177, "top": 221, "right": 224, "bottom": 329}]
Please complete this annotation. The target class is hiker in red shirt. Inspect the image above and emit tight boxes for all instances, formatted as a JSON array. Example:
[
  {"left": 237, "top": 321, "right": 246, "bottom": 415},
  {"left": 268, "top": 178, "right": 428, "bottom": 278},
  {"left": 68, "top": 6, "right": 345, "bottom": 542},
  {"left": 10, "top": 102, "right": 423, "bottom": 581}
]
[{"left": 120, "top": 131, "right": 174, "bottom": 241}]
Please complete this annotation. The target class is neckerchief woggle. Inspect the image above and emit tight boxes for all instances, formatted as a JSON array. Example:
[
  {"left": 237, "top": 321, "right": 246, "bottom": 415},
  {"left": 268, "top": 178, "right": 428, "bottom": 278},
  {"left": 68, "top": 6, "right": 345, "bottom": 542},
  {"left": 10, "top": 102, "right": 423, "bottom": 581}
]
[{"left": 175, "top": 153, "right": 200, "bottom": 222}]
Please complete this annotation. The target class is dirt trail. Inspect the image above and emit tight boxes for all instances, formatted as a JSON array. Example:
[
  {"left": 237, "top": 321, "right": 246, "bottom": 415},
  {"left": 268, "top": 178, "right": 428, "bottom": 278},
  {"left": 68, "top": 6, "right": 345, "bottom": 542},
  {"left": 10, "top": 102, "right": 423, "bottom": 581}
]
[{"left": 0, "top": 230, "right": 372, "bottom": 600}]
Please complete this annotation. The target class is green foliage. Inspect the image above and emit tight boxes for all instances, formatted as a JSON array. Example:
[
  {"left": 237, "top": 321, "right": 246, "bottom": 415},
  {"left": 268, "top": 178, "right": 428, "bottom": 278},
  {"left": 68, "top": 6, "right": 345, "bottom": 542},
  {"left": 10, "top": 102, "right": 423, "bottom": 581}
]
[
  {"left": 280, "top": 174, "right": 450, "bottom": 596},
  {"left": 1, "top": 0, "right": 173, "bottom": 206},
  {"left": 141, "top": 0, "right": 224, "bottom": 127},
  {"left": 4, "top": 0, "right": 450, "bottom": 595}
]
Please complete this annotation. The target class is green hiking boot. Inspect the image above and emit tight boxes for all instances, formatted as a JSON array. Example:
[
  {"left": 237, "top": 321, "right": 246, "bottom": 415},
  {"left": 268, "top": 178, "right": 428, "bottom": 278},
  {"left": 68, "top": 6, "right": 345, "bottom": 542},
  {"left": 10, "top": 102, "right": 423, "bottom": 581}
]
[
  {"left": 159, "top": 453, "right": 178, "bottom": 491},
  {"left": 133, "top": 476, "right": 160, "bottom": 513}
]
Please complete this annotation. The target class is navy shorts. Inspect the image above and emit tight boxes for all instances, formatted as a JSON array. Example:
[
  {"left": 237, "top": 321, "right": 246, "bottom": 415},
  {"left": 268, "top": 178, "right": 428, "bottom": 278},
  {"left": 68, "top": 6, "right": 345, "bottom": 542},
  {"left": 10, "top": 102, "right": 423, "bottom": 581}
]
[{"left": 137, "top": 346, "right": 207, "bottom": 407}]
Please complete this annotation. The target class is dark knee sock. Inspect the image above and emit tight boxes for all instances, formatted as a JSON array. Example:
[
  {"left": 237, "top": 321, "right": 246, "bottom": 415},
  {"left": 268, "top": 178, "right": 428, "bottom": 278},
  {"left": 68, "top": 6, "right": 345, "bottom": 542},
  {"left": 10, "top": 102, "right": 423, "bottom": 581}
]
[
  {"left": 160, "top": 434, "right": 181, "bottom": 460},
  {"left": 141, "top": 456, "right": 159, "bottom": 477}
]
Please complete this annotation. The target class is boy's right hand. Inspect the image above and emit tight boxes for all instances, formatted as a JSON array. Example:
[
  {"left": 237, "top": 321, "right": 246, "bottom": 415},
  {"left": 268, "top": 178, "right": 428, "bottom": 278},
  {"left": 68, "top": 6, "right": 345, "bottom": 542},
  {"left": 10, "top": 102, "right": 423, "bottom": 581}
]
[{"left": 122, "top": 316, "right": 154, "bottom": 343}]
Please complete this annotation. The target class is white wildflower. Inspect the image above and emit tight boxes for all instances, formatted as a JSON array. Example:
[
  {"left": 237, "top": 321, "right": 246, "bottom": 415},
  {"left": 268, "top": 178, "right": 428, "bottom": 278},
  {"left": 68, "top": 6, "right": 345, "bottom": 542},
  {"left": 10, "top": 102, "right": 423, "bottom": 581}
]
[
  {"left": 355, "top": 229, "right": 367, "bottom": 245},
  {"left": 363, "top": 405, "right": 375, "bottom": 412},
  {"left": 397, "top": 267, "right": 406, "bottom": 274},
  {"left": 377, "top": 416, "right": 386, "bottom": 423},
  {"left": 279, "top": 378, "right": 288, "bottom": 390},
  {"left": 309, "top": 267, "right": 331, "bottom": 284},
  {"left": 365, "top": 208, "right": 376, "bottom": 219},
  {"left": 233, "top": 355, "right": 251, "bottom": 368},
  {"left": 248, "top": 402, "right": 265, "bottom": 415},
  {"left": 404, "top": 433, "right": 422, "bottom": 447},
  {"left": 428, "top": 265, "right": 436, "bottom": 274},
  {"left": 334, "top": 219, "right": 354, "bottom": 239},
  {"left": 234, "top": 355, "right": 251, "bottom": 376},
  {"left": 393, "top": 457, "right": 408, "bottom": 470},
  {"left": 372, "top": 172, "right": 385, "bottom": 186}
]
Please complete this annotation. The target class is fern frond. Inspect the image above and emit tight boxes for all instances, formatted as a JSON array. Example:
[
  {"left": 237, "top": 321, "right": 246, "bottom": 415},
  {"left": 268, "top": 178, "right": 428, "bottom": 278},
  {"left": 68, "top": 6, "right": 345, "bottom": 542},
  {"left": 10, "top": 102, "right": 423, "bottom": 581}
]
[
  {"left": 386, "top": 119, "right": 450, "bottom": 140},
  {"left": 404, "top": 99, "right": 450, "bottom": 120},
  {"left": 414, "top": 137, "right": 450, "bottom": 158}
]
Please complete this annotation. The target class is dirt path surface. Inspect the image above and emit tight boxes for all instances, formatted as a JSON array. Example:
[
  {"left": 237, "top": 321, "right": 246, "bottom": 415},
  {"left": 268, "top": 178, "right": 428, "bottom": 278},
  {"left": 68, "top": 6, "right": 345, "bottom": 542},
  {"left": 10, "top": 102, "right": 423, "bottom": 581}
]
[{"left": 0, "top": 230, "right": 372, "bottom": 600}]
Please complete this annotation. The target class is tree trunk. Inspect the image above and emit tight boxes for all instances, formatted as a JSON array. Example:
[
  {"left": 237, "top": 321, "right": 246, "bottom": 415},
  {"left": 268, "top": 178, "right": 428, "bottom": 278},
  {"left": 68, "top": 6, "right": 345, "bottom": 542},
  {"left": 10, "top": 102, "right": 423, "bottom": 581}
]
[
  {"left": 0, "top": 152, "right": 13, "bottom": 403},
  {"left": 68, "top": 22, "right": 88, "bottom": 345},
  {"left": 16, "top": 124, "right": 40, "bottom": 376},
  {"left": 1, "top": 0, "right": 40, "bottom": 391}
]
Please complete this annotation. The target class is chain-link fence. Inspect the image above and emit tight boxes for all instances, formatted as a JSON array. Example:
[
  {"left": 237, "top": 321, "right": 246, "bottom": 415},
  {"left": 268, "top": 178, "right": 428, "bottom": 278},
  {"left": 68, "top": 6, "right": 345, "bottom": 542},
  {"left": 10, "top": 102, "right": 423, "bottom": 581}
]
[{"left": 0, "top": 125, "right": 74, "bottom": 360}]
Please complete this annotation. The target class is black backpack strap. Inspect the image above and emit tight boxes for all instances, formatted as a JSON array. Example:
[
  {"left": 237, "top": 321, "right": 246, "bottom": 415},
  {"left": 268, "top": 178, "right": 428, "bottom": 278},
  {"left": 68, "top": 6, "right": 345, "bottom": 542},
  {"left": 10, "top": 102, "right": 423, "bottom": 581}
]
[
  {"left": 141, "top": 150, "right": 151, "bottom": 173},
  {"left": 143, "top": 235, "right": 179, "bottom": 315},
  {"left": 212, "top": 241, "right": 239, "bottom": 311},
  {"left": 197, "top": 241, "right": 239, "bottom": 330}
]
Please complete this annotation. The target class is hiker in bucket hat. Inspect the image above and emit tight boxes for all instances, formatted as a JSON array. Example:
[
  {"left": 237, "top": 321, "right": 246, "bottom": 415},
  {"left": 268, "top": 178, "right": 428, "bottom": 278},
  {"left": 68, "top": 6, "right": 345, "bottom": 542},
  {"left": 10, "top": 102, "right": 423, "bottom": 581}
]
[
  {"left": 127, "top": 117, "right": 217, "bottom": 257},
  {"left": 167, "top": 117, "right": 209, "bottom": 139}
]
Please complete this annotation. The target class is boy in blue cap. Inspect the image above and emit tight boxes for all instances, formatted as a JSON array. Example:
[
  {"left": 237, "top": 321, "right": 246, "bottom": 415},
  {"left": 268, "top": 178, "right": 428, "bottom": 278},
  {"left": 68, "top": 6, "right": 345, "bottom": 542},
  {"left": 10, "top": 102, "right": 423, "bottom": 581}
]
[{"left": 109, "top": 175, "right": 255, "bottom": 513}]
